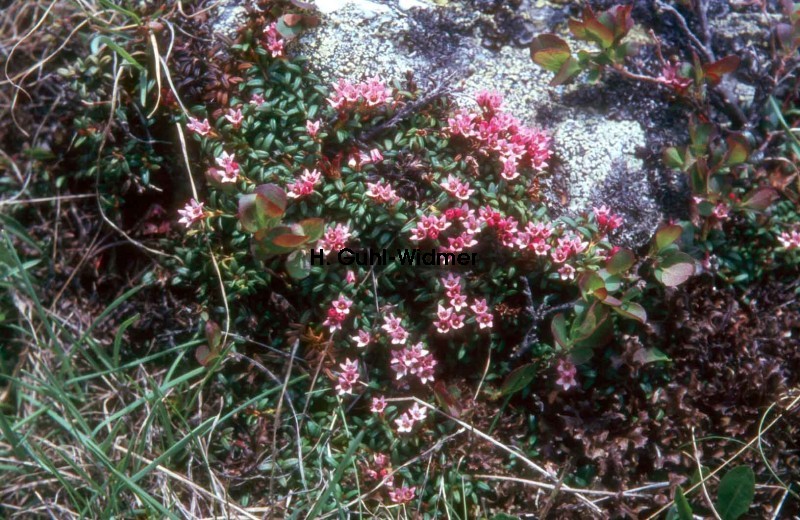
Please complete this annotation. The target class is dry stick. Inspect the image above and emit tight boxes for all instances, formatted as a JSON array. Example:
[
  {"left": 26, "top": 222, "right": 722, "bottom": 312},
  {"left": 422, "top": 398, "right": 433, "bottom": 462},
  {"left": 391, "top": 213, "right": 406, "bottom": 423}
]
[
  {"left": 268, "top": 340, "right": 303, "bottom": 502},
  {"left": 647, "top": 391, "right": 800, "bottom": 519},
  {"left": 691, "top": 426, "right": 722, "bottom": 520},
  {"left": 400, "top": 397, "right": 603, "bottom": 514},
  {"left": 112, "top": 444, "right": 260, "bottom": 520}
]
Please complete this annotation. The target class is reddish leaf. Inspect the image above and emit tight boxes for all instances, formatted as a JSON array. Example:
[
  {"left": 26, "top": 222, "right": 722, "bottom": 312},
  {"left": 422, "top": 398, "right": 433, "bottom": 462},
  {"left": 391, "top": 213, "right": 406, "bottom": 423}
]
[
  {"left": 283, "top": 13, "right": 303, "bottom": 26},
  {"left": 205, "top": 320, "right": 222, "bottom": 351},
  {"left": 299, "top": 218, "right": 325, "bottom": 242},
  {"left": 606, "top": 248, "right": 635, "bottom": 275},
  {"left": 433, "top": 381, "right": 462, "bottom": 418},
  {"left": 272, "top": 232, "right": 310, "bottom": 248},
  {"left": 741, "top": 187, "right": 778, "bottom": 211},
  {"left": 656, "top": 252, "right": 696, "bottom": 287},
  {"left": 703, "top": 55, "right": 740, "bottom": 86},
  {"left": 655, "top": 224, "right": 683, "bottom": 252},
  {"left": 530, "top": 34, "right": 573, "bottom": 73},
  {"left": 581, "top": 7, "right": 615, "bottom": 48},
  {"left": 254, "top": 184, "right": 287, "bottom": 218}
]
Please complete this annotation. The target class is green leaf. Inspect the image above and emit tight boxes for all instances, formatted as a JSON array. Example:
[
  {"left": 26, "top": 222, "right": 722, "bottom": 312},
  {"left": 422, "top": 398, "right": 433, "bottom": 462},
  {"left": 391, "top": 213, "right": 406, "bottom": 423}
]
[
  {"left": 724, "top": 134, "right": 749, "bottom": 166},
  {"left": 286, "top": 250, "right": 311, "bottom": 279},
  {"left": 674, "top": 487, "right": 693, "bottom": 520},
  {"left": 606, "top": 248, "right": 635, "bottom": 275},
  {"left": 530, "top": 34, "right": 573, "bottom": 73},
  {"left": 254, "top": 184, "right": 287, "bottom": 218},
  {"left": 578, "top": 271, "right": 606, "bottom": 300},
  {"left": 501, "top": 364, "right": 537, "bottom": 396},
  {"left": 716, "top": 466, "right": 755, "bottom": 520},
  {"left": 550, "top": 56, "right": 582, "bottom": 86},
  {"left": 238, "top": 184, "right": 287, "bottom": 233},
  {"left": 655, "top": 224, "right": 683, "bottom": 252},
  {"left": 551, "top": 313, "right": 570, "bottom": 348},
  {"left": 91, "top": 36, "right": 145, "bottom": 72},
  {"left": 663, "top": 146, "right": 684, "bottom": 169},
  {"left": 612, "top": 301, "right": 647, "bottom": 323}
]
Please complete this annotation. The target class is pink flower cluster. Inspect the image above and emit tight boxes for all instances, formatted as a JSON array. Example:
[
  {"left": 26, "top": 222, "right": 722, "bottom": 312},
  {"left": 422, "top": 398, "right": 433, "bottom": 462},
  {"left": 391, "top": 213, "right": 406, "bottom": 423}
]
[
  {"left": 409, "top": 214, "right": 450, "bottom": 241},
  {"left": 434, "top": 274, "right": 493, "bottom": 332},
  {"left": 287, "top": 168, "right": 322, "bottom": 199},
  {"left": 318, "top": 223, "right": 352, "bottom": 254},
  {"left": 336, "top": 358, "right": 360, "bottom": 395},
  {"left": 389, "top": 485, "right": 416, "bottom": 504},
  {"left": 440, "top": 175, "right": 475, "bottom": 201},
  {"left": 479, "top": 207, "right": 519, "bottom": 248},
  {"left": 366, "top": 180, "right": 400, "bottom": 205},
  {"left": 263, "top": 22, "right": 285, "bottom": 58},
  {"left": 394, "top": 402, "right": 427, "bottom": 433},
  {"left": 556, "top": 358, "right": 578, "bottom": 391},
  {"left": 659, "top": 63, "right": 692, "bottom": 92},
  {"left": 177, "top": 198, "right": 205, "bottom": 228},
  {"left": 779, "top": 229, "right": 800, "bottom": 250},
  {"left": 514, "top": 220, "right": 555, "bottom": 255},
  {"left": 448, "top": 91, "right": 552, "bottom": 180},
  {"left": 187, "top": 117, "right": 211, "bottom": 136},
  {"left": 550, "top": 234, "right": 588, "bottom": 264},
  {"left": 593, "top": 205, "right": 623, "bottom": 233},
  {"left": 390, "top": 342, "right": 437, "bottom": 384},
  {"left": 323, "top": 294, "right": 353, "bottom": 332},
  {"left": 382, "top": 313, "right": 409, "bottom": 344},
  {"left": 328, "top": 76, "right": 392, "bottom": 112},
  {"left": 210, "top": 151, "right": 240, "bottom": 183}
]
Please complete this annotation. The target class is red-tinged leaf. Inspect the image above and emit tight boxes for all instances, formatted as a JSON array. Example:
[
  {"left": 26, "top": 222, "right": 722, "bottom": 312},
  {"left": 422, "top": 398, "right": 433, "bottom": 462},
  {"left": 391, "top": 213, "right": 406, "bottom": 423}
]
[
  {"left": 606, "top": 248, "right": 635, "bottom": 275},
  {"left": 205, "top": 320, "right": 222, "bottom": 351},
  {"left": 530, "top": 34, "right": 572, "bottom": 73},
  {"left": 300, "top": 218, "right": 325, "bottom": 242},
  {"left": 568, "top": 18, "right": 588, "bottom": 39},
  {"left": 741, "top": 187, "right": 778, "bottom": 211},
  {"left": 582, "top": 8, "right": 615, "bottom": 48},
  {"left": 272, "top": 232, "right": 310, "bottom": 248},
  {"left": 283, "top": 13, "right": 303, "bottom": 26},
  {"left": 724, "top": 134, "right": 749, "bottom": 166},
  {"left": 573, "top": 303, "right": 612, "bottom": 347},
  {"left": 610, "top": 5, "right": 634, "bottom": 40},
  {"left": 433, "top": 381, "right": 462, "bottom": 418},
  {"left": 195, "top": 345, "right": 216, "bottom": 366},
  {"left": 655, "top": 224, "right": 683, "bottom": 252},
  {"left": 703, "top": 55, "right": 740, "bottom": 86},
  {"left": 551, "top": 313, "right": 570, "bottom": 348},
  {"left": 255, "top": 184, "right": 287, "bottom": 218},
  {"left": 550, "top": 56, "right": 582, "bottom": 86},
  {"left": 656, "top": 252, "right": 696, "bottom": 287},
  {"left": 501, "top": 363, "right": 537, "bottom": 396},
  {"left": 664, "top": 146, "right": 684, "bottom": 169},
  {"left": 612, "top": 301, "right": 647, "bottom": 323}
]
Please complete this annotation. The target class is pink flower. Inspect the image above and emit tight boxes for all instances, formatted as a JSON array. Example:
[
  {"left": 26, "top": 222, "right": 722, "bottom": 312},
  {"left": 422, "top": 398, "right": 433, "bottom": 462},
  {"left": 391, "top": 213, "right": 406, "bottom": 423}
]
[
  {"left": 442, "top": 232, "right": 477, "bottom": 253},
  {"left": 394, "top": 413, "right": 414, "bottom": 433},
  {"left": 336, "top": 358, "right": 359, "bottom": 395},
  {"left": 346, "top": 270, "right": 357, "bottom": 284},
  {"left": 382, "top": 313, "right": 408, "bottom": 345},
  {"left": 475, "top": 90, "right": 503, "bottom": 112},
  {"left": 352, "top": 330, "right": 371, "bottom": 348},
  {"left": 323, "top": 294, "right": 352, "bottom": 332},
  {"left": 556, "top": 359, "right": 578, "bottom": 391},
  {"left": 328, "top": 77, "right": 391, "bottom": 111},
  {"left": 263, "top": 22, "right": 285, "bottom": 58},
  {"left": 449, "top": 312, "right": 465, "bottom": 330},
  {"left": 389, "top": 485, "right": 416, "bottom": 504},
  {"left": 434, "top": 304, "right": 452, "bottom": 334},
  {"left": 440, "top": 175, "right": 475, "bottom": 201},
  {"left": 371, "top": 396, "right": 387, "bottom": 414},
  {"left": 442, "top": 274, "right": 461, "bottom": 292},
  {"left": 306, "top": 120, "right": 320, "bottom": 138},
  {"left": 215, "top": 151, "right": 240, "bottom": 182},
  {"left": 408, "top": 402, "right": 427, "bottom": 421},
  {"left": 177, "top": 199, "right": 205, "bottom": 228},
  {"left": 187, "top": 117, "right": 211, "bottom": 136},
  {"left": 712, "top": 202, "right": 729, "bottom": 220},
  {"left": 287, "top": 168, "right": 322, "bottom": 199},
  {"left": 475, "top": 311, "right": 493, "bottom": 329},
  {"left": 319, "top": 223, "right": 351, "bottom": 253},
  {"left": 594, "top": 205, "right": 623, "bottom": 232},
  {"left": 366, "top": 180, "right": 400, "bottom": 205},
  {"left": 224, "top": 107, "right": 243, "bottom": 128},
  {"left": 449, "top": 293, "right": 468, "bottom": 311},
  {"left": 558, "top": 264, "right": 576, "bottom": 281},
  {"left": 360, "top": 148, "right": 383, "bottom": 164},
  {"left": 390, "top": 343, "right": 436, "bottom": 383},
  {"left": 249, "top": 93, "right": 265, "bottom": 105},
  {"left": 778, "top": 229, "right": 800, "bottom": 250}
]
